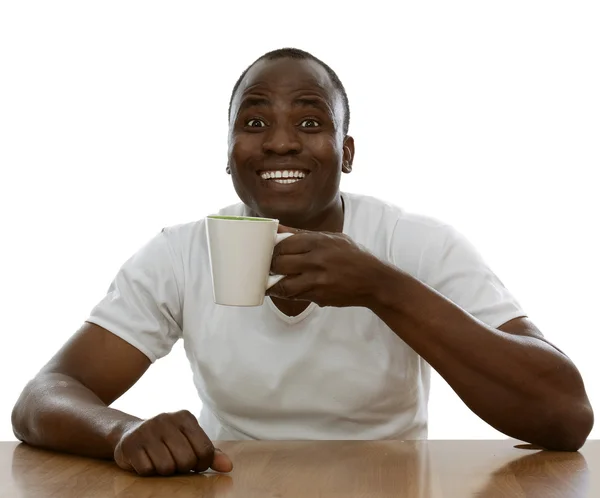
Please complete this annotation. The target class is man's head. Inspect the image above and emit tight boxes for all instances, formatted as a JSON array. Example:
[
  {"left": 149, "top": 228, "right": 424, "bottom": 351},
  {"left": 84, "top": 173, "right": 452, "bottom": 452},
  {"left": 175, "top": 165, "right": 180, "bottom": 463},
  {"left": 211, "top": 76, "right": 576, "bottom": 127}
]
[
  {"left": 226, "top": 48, "right": 354, "bottom": 229},
  {"left": 228, "top": 48, "right": 351, "bottom": 136}
]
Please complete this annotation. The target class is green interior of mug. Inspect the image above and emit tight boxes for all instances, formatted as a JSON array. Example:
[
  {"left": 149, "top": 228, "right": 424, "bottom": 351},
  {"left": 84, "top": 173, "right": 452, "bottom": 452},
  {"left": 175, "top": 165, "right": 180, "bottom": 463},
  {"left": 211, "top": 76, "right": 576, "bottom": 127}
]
[{"left": 208, "top": 215, "right": 274, "bottom": 222}]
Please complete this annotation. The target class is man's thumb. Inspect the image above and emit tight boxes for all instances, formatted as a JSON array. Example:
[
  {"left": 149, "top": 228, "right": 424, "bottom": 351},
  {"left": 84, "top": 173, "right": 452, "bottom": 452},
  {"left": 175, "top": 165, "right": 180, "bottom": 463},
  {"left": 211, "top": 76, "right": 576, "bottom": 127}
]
[{"left": 211, "top": 448, "right": 233, "bottom": 473}]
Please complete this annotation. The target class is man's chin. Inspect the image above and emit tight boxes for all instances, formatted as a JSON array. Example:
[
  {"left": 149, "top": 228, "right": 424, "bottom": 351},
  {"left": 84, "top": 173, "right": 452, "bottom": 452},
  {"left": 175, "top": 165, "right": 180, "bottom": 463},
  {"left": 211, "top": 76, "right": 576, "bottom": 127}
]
[{"left": 251, "top": 202, "right": 310, "bottom": 226}]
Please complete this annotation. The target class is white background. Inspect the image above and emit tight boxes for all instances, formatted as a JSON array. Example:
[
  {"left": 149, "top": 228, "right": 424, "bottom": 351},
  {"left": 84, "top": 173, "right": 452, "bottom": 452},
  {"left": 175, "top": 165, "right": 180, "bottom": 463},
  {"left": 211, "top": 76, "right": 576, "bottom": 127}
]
[{"left": 1, "top": 1, "right": 598, "bottom": 442}]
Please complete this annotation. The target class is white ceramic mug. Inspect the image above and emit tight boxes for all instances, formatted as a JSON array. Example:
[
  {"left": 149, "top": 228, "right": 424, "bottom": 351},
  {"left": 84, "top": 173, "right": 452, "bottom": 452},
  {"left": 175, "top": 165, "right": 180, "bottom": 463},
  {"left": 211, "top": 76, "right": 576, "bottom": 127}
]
[{"left": 206, "top": 215, "right": 294, "bottom": 306}]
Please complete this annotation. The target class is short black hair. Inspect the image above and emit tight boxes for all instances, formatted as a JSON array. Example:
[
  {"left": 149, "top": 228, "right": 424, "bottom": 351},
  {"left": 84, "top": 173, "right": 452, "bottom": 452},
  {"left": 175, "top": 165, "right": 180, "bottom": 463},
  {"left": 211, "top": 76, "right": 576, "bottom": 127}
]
[{"left": 228, "top": 48, "right": 350, "bottom": 136}]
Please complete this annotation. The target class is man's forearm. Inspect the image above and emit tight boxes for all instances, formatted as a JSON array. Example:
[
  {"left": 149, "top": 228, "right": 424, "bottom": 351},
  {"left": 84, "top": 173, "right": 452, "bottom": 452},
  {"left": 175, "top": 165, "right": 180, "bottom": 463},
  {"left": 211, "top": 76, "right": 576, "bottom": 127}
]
[
  {"left": 366, "top": 264, "right": 593, "bottom": 450},
  {"left": 12, "top": 372, "right": 141, "bottom": 459}
]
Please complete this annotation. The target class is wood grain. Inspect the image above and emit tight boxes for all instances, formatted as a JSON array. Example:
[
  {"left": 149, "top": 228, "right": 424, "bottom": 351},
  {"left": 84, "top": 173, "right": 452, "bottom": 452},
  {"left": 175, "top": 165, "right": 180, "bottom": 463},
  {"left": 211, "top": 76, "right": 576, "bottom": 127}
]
[{"left": 0, "top": 439, "right": 597, "bottom": 497}]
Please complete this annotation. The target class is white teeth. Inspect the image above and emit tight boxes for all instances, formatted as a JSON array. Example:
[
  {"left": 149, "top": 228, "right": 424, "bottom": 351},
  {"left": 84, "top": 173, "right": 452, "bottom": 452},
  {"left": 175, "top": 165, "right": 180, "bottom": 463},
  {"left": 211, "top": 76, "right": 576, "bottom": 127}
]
[
  {"left": 260, "top": 170, "right": 307, "bottom": 181},
  {"left": 273, "top": 179, "right": 300, "bottom": 184}
]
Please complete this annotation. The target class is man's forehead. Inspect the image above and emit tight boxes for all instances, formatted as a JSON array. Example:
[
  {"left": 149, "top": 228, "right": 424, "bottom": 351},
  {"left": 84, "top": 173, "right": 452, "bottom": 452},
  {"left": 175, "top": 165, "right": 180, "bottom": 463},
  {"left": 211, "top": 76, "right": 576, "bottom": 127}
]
[
  {"left": 230, "top": 57, "right": 345, "bottom": 130},
  {"left": 237, "top": 58, "right": 336, "bottom": 100}
]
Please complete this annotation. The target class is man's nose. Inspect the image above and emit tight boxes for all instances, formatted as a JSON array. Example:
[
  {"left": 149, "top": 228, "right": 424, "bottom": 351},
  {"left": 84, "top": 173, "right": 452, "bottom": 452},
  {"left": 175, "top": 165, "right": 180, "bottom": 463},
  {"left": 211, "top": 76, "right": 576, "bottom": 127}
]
[{"left": 262, "top": 123, "right": 302, "bottom": 155}]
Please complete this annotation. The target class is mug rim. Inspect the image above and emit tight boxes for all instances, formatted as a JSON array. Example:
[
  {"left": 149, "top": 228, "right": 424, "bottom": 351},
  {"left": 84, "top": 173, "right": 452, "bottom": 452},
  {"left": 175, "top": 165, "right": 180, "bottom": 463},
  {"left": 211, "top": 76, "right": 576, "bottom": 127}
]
[{"left": 207, "top": 215, "right": 278, "bottom": 222}]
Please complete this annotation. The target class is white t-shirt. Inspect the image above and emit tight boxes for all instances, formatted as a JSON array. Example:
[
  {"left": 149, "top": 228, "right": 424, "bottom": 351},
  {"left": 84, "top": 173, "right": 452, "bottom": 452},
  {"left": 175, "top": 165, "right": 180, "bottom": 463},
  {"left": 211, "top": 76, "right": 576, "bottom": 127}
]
[{"left": 87, "top": 192, "right": 526, "bottom": 441}]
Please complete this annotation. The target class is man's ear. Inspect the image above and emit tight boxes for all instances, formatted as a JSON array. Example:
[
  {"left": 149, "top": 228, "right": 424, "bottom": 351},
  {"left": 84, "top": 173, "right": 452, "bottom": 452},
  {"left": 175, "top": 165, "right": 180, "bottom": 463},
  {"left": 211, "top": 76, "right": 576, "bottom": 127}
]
[
  {"left": 342, "top": 135, "right": 355, "bottom": 174},
  {"left": 226, "top": 162, "right": 231, "bottom": 175}
]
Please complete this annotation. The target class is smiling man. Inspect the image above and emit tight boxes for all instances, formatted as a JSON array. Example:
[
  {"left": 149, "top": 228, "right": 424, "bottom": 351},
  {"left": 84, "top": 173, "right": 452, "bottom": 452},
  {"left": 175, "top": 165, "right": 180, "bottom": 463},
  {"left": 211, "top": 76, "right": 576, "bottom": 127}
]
[{"left": 12, "top": 48, "right": 594, "bottom": 477}]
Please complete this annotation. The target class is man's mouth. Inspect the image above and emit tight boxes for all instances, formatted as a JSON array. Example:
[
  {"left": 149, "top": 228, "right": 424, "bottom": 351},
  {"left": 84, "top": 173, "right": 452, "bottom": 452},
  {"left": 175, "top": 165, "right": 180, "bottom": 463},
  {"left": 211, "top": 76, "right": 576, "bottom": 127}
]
[{"left": 258, "top": 169, "right": 309, "bottom": 185}]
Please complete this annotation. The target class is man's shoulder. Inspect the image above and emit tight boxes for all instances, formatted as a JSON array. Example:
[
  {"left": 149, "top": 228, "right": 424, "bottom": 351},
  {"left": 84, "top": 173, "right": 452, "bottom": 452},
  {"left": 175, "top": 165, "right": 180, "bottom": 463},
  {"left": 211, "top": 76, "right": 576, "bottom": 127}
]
[
  {"left": 159, "top": 201, "right": 248, "bottom": 248},
  {"left": 345, "top": 191, "right": 451, "bottom": 236}
]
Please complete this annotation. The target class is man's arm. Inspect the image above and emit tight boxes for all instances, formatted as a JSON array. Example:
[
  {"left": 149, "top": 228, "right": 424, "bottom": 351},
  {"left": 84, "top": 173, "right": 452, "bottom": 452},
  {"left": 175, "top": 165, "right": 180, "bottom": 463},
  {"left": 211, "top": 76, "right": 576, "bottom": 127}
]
[
  {"left": 12, "top": 322, "right": 151, "bottom": 458},
  {"left": 268, "top": 226, "right": 594, "bottom": 451},
  {"left": 11, "top": 322, "right": 232, "bottom": 475},
  {"left": 368, "top": 268, "right": 594, "bottom": 451}
]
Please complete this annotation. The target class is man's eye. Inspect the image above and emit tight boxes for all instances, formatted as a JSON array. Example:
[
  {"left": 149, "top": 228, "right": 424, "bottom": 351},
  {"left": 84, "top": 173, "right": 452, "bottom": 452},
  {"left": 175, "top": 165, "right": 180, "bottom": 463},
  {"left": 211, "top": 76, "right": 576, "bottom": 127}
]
[
  {"left": 246, "top": 119, "right": 266, "bottom": 128},
  {"left": 300, "top": 119, "right": 320, "bottom": 128}
]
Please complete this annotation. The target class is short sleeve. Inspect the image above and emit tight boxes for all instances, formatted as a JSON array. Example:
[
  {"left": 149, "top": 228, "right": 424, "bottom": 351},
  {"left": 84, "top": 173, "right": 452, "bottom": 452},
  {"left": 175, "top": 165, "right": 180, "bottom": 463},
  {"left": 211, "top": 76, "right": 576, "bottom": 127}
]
[
  {"left": 86, "top": 229, "right": 183, "bottom": 362},
  {"left": 418, "top": 225, "right": 527, "bottom": 329}
]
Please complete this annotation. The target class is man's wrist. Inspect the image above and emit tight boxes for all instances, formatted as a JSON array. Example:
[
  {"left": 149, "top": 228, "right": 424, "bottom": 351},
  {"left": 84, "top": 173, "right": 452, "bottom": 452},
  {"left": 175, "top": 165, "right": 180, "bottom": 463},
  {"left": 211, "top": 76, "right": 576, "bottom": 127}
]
[
  {"left": 105, "top": 412, "right": 143, "bottom": 453},
  {"left": 361, "top": 257, "right": 408, "bottom": 313}
]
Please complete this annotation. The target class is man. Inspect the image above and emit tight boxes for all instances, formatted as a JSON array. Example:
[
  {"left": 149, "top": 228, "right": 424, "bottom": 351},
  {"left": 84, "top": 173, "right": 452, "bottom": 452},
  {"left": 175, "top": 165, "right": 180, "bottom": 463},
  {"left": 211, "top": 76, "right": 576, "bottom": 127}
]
[{"left": 12, "top": 48, "right": 594, "bottom": 477}]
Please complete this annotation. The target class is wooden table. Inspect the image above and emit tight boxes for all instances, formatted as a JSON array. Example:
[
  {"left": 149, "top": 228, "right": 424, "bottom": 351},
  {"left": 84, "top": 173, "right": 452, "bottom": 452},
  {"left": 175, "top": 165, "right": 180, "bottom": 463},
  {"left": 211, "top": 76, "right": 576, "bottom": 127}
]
[{"left": 1, "top": 439, "right": 598, "bottom": 497}]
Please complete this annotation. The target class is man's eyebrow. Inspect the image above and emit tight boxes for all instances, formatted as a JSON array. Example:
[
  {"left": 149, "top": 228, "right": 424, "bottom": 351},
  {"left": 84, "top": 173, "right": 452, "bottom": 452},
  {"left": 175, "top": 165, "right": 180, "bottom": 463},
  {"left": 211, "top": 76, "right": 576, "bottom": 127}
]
[
  {"left": 238, "top": 96, "right": 271, "bottom": 112},
  {"left": 293, "top": 97, "right": 331, "bottom": 112}
]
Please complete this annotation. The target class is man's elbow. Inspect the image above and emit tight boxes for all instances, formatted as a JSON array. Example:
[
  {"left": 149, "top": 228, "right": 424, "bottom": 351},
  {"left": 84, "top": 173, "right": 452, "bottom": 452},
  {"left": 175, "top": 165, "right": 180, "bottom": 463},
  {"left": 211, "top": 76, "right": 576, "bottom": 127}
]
[
  {"left": 544, "top": 402, "right": 594, "bottom": 452},
  {"left": 11, "top": 380, "right": 40, "bottom": 444},
  {"left": 11, "top": 400, "right": 29, "bottom": 443}
]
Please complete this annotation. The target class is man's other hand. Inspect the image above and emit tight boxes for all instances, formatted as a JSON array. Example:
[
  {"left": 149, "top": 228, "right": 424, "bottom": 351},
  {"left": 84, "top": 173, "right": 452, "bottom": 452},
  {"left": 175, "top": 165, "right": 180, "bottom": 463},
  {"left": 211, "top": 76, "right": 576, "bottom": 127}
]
[{"left": 114, "top": 410, "right": 233, "bottom": 476}]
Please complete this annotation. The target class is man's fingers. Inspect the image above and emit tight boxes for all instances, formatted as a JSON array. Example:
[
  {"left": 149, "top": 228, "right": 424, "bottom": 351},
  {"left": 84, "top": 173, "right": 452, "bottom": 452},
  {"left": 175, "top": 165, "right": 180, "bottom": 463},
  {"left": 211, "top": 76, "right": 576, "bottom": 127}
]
[
  {"left": 277, "top": 224, "right": 301, "bottom": 234},
  {"left": 270, "top": 253, "right": 311, "bottom": 275},
  {"left": 211, "top": 448, "right": 234, "bottom": 473},
  {"left": 267, "top": 273, "right": 314, "bottom": 300},
  {"left": 145, "top": 440, "right": 178, "bottom": 476},
  {"left": 162, "top": 428, "right": 199, "bottom": 474},
  {"left": 177, "top": 414, "right": 219, "bottom": 472},
  {"left": 127, "top": 448, "right": 155, "bottom": 477},
  {"left": 272, "top": 232, "right": 315, "bottom": 258}
]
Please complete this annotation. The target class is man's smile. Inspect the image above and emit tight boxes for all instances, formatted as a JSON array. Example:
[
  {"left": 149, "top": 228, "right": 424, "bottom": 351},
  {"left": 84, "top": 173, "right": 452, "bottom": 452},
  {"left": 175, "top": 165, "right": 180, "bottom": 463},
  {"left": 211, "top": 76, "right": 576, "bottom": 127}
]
[{"left": 257, "top": 169, "right": 312, "bottom": 190}]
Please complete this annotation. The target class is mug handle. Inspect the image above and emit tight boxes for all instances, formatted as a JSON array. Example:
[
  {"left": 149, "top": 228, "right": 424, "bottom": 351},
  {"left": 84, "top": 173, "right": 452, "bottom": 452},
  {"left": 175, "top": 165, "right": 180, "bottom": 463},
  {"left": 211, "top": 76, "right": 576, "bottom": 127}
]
[{"left": 266, "top": 232, "right": 294, "bottom": 290}]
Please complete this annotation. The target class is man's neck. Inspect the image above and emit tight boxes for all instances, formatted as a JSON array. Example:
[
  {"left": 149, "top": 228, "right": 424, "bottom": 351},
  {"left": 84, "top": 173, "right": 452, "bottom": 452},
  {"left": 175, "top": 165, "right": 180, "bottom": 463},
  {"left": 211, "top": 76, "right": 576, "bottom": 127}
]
[{"left": 254, "top": 195, "right": 345, "bottom": 233}]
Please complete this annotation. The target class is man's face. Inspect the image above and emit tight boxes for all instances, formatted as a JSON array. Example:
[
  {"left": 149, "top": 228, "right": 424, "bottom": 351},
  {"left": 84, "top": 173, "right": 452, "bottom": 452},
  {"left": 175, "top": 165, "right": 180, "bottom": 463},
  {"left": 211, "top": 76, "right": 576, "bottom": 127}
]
[{"left": 227, "top": 58, "right": 354, "bottom": 225}]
